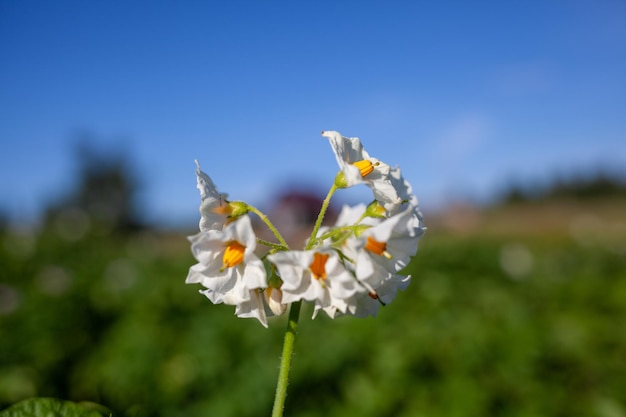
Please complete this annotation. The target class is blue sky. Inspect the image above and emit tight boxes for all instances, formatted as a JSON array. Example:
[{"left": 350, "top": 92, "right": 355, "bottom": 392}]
[{"left": 2, "top": 1, "right": 625, "bottom": 227}]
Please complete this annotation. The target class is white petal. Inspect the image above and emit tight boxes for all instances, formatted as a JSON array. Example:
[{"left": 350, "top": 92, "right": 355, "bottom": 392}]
[
  {"left": 377, "top": 274, "right": 411, "bottom": 304},
  {"left": 267, "top": 251, "right": 312, "bottom": 292},
  {"left": 188, "top": 230, "right": 225, "bottom": 264},
  {"left": 195, "top": 160, "right": 221, "bottom": 201},
  {"left": 335, "top": 204, "right": 367, "bottom": 226},
  {"left": 234, "top": 290, "right": 268, "bottom": 328},
  {"left": 195, "top": 160, "right": 229, "bottom": 232},
  {"left": 200, "top": 288, "right": 224, "bottom": 304},
  {"left": 240, "top": 257, "right": 268, "bottom": 289},
  {"left": 220, "top": 216, "right": 257, "bottom": 255},
  {"left": 199, "top": 268, "right": 241, "bottom": 299}
]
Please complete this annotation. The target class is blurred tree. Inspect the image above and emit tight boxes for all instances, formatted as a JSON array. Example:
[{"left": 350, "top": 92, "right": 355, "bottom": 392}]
[
  {"left": 545, "top": 170, "right": 626, "bottom": 200},
  {"left": 44, "top": 134, "right": 144, "bottom": 234},
  {"left": 499, "top": 166, "right": 626, "bottom": 205},
  {"left": 0, "top": 209, "right": 9, "bottom": 234}
]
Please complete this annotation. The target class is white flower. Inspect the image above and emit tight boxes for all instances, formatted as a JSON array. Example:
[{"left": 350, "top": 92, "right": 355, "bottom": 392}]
[
  {"left": 319, "top": 201, "right": 422, "bottom": 318},
  {"left": 187, "top": 131, "right": 425, "bottom": 326},
  {"left": 268, "top": 248, "right": 364, "bottom": 317},
  {"left": 353, "top": 206, "right": 421, "bottom": 289},
  {"left": 186, "top": 216, "right": 267, "bottom": 325},
  {"left": 195, "top": 160, "right": 231, "bottom": 232},
  {"left": 322, "top": 131, "right": 401, "bottom": 208}
]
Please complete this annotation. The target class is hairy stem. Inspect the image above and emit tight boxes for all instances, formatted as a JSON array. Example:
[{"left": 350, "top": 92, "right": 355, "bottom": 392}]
[
  {"left": 305, "top": 183, "right": 338, "bottom": 250},
  {"left": 247, "top": 204, "right": 290, "bottom": 249},
  {"left": 271, "top": 300, "right": 302, "bottom": 417}
]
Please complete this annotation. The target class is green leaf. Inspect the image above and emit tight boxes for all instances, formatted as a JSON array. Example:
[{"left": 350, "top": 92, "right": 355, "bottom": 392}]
[{"left": 0, "top": 398, "right": 113, "bottom": 417}]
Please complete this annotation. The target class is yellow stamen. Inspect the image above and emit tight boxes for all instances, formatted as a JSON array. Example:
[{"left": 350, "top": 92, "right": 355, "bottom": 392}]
[
  {"left": 309, "top": 252, "right": 329, "bottom": 281},
  {"left": 222, "top": 241, "right": 245, "bottom": 269},
  {"left": 352, "top": 160, "right": 375, "bottom": 177},
  {"left": 365, "top": 236, "right": 393, "bottom": 259},
  {"left": 365, "top": 236, "right": 386, "bottom": 255}
]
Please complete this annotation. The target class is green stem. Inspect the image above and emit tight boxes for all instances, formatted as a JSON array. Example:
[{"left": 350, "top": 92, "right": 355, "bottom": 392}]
[
  {"left": 271, "top": 300, "right": 302, "bottom": 417},
  {"left": 305, "top": 183, "right": 338, "bottom": 250},
  {"left": 257, "top": 238, "right": 288, "bottom": 252},
  {"left": 247, "top": 204, "right": 290, "bottom": 249},
  {"left": 271, "top": 183, "right": 338, "bottom": 416}
]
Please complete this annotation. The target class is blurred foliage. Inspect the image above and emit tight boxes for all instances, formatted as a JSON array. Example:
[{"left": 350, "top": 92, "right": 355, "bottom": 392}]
[
  {"left": 1, "top": 221, "right": 625, "bottom": 416},
  {"left": 2, "top": 147, "right": 626, "bottom": 416},
  {"left": 0, "top": 398, "right": 113, "bottom": 417},
  {"left": 499, "top": 168, "right": 626, "bottom": 204}
]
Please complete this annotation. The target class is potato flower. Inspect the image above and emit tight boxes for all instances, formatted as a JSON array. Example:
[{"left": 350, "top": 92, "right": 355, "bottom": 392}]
[
  {"left": 267, "top": 248, "right": 364, "bottom": 317},
  {"left": 352, "top": 205, "right": 422, "bottom": 289},
  {"left": 186, "top": 215, "right": 267, "bottom": 325},
  {"left": 187, "top": 131, "right": 426, "bottom": 416},
  {"left": 322, "top": 130, "right": 402, "bottom": 209}
]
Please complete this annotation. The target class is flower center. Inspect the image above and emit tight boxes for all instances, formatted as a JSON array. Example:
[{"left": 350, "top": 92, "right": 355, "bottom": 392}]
[
  {"left": 365, "top": 236, "right": 393, "bottom": 259},
  {"left": 222, "top": 241, "right": 246, "bottom": 268},
  {"left": 309, "top": 252, "right": 329, "bottom": 281},
  {"left": 352, "top": 160, "right": 375, "bottom": 177}
]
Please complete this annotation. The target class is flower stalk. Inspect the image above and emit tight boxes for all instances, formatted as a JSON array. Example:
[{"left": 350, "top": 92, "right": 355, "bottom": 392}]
[
  {"left": 305, "top": 183, "right": 338, "bottom": 250},
  {"left": 271, "top": 300, "right": 302, "bottom": 417},
  {"left": 272, "top": 182, "right": 337, "bottom": 415}
]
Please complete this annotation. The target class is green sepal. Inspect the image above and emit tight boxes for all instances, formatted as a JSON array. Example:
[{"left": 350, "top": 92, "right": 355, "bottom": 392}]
[
  {"left": 228, "top": 201, "right": 250, "bottom": 218},
  {"left": 267, "top": 263, "right": 284, "bottom": 289},
  {"left": 333, "top": 171, "right": 349, "bottom": 188},
  {"left": 352, "top": 224, "right": 372, "bottom": 238},
  {"left": 365, "top": 200, "right": 387, "bottom": 218}
]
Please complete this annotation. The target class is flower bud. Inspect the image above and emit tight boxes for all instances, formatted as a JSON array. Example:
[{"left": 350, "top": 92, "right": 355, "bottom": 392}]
[{"left": 265, "top": 287, "right": 287, "bottom": 316}]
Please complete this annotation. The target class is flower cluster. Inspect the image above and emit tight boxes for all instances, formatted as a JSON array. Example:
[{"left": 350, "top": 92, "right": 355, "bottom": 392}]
[{"left": 186, "top": 131, "right": 425, "bottom": 327}]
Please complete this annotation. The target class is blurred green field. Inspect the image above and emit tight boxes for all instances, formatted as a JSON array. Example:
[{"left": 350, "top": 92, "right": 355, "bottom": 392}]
[{"left": 1, "top": 205, "right": 626, "bottom": 417}]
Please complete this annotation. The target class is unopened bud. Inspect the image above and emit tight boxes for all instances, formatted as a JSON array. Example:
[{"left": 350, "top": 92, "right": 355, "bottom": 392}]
[{"left": 265, "top": 287, "right": 287, "bottom": 316}]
